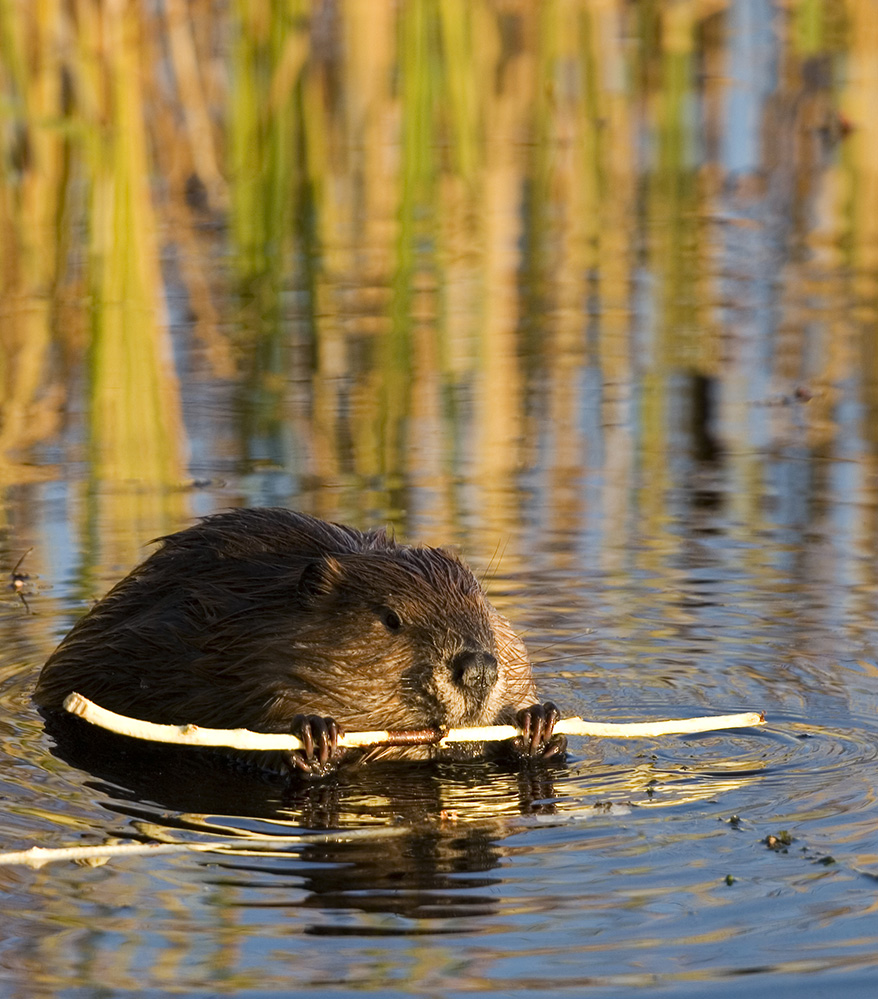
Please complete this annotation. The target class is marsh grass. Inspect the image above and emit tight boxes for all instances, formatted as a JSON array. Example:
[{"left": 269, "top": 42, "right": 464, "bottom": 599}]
[{"left": 0, "top": 0, "right": 872, "bottom": 558}]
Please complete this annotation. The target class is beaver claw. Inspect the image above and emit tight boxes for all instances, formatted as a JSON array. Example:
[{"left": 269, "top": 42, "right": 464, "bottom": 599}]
[
  {"left": 513, "top": 702, "right": 567, "bottom": 759},
  {"left": 287, "top": 714, "right": 344, "bottom": 776}
]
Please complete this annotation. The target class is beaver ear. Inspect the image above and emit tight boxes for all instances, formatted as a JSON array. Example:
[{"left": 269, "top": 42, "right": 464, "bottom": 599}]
[{"left": 298, "top": 557, "right": 344, "bottom": 604}]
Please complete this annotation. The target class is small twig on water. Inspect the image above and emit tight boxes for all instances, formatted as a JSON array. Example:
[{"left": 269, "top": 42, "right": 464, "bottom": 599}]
[{"left": 0, "top": 827, "right": 408, "bottom": 869}]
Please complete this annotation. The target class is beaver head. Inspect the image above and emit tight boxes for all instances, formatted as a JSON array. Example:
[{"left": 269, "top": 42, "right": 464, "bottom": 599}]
[{"left": 255, "top": 544, "right": 528, "bottom": 732}]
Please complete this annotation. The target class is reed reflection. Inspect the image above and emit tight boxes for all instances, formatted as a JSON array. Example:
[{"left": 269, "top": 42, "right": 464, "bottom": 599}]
[{"left": 0, "top": 0, "right": 875, "bottom": 703}]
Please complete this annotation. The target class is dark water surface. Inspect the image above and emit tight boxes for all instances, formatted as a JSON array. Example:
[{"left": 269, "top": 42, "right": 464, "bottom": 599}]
[{"left": 3, "top": 1, "right": 878, "bottom": 996}]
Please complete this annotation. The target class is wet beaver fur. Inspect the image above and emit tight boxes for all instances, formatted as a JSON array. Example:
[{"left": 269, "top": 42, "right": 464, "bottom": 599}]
[{"left": 35, "top": 508, "right": 565, "bottom": 775}]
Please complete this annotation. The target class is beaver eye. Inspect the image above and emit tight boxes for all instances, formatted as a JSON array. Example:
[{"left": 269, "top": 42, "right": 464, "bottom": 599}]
[{"left": 379, "top": 608, "right": 403, "bottom": 632}]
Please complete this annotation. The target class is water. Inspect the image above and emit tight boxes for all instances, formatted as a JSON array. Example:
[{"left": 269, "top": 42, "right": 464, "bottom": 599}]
[{"left": 2, "top": 1, "right": 878, "bottom": 996}]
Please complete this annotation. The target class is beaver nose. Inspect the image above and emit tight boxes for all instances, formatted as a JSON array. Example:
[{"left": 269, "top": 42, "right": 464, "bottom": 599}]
[{"left": 450, "top": 650, "right": 499, "bottom": 695}]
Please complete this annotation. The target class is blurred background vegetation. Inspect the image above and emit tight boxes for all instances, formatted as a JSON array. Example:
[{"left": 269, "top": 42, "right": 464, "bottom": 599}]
[{"left": 0, "top": 0, "right": 876, "bottom": 639}]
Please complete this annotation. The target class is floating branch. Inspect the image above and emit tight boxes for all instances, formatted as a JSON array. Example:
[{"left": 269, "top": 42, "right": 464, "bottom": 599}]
[
  {"left": 63, "top": 693, "right": 765, "bottom": 751},
  {"left": 0, "top": 826, "right": 407, "bottom": 869}
]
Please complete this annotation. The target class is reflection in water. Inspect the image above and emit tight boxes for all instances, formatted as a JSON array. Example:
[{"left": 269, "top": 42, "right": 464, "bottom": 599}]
[
  {"left": 0, "top": 1, "right": 872, "bottom": 557},
  {"left": 213, "top": 830, "right": 508, "bottom": 929},
  {"left": 10, "top": 664, "right": 878, "bottom": 993},
  {"left": 41, "top": 713, "right": 570, "bottom": 925}
]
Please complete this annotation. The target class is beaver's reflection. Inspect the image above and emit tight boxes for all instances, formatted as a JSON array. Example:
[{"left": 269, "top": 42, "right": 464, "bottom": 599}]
[
  {"left": 204, "top": 766, "right": 563, "bottom": 924},
  {"left": 44, "top": 713, "right": 564, "bottom": 922}
]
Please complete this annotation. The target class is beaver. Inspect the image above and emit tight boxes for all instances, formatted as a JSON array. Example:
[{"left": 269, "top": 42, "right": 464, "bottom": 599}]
[{"left": 35, "top": 507, "right": 565, "bottom": 775}]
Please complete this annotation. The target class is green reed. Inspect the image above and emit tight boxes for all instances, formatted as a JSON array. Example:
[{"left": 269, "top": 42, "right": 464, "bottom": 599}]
[{"left": 0, "top": 0, "right": 873, "bottom": 550}]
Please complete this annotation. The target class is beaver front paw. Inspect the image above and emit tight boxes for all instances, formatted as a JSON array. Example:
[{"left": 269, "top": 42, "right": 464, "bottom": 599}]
[
  {"left": 512, "top": 702, "right": 567, "bottom": 760},
  {"left": 286, "top": 714, "right": 344, "bottom": 777}
]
